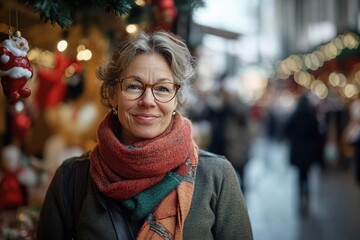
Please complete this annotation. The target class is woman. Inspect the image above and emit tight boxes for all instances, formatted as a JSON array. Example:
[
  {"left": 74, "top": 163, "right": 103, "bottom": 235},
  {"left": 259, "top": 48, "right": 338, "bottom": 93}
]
[{"left": 36, "top": 31, "right": 253, "bottom": 240}]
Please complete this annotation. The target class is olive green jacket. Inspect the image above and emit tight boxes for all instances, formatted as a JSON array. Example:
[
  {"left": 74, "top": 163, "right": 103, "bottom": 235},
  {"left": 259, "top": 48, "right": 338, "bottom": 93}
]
[{"left": 37, "top": 150, "right": 253, "bottom": 240}]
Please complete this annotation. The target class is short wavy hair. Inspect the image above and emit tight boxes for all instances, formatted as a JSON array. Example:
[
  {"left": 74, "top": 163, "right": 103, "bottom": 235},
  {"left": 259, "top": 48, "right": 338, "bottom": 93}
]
[{"left": 97, "top": 31, "right": 196, "bottom": 111}]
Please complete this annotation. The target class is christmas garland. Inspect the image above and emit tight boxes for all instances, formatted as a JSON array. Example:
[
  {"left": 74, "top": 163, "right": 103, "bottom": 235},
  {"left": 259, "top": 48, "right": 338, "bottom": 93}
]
[{"left": 18, "top": 0, "right": 204, "bottom": 28}]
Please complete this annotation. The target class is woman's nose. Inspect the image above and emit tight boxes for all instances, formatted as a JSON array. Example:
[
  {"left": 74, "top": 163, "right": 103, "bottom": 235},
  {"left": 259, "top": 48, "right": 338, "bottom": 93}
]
[{"left": 139, "top": 88, "right": 156, "bottom": 106}]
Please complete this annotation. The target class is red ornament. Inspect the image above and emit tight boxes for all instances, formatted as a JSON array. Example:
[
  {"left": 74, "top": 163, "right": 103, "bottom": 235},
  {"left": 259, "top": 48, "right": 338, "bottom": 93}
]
[
  {"left": 35, "top": 52, "right": 79, "bottom": 111},
  {"left": 0, "top": 171, "right": 25, "bottom": 210},
  {"left": 0, "top": 145, "right": 26, "bottom": 211},
  {"left": 159, "top": 0, "right": 174, "bottom": 9},
  {"left": 151, "top": 0, "right": 177, "bottom": 30},
  {"left": 0, "top": 32, "right": 33, "bottom": 105},
  {"left": 12, "top": 111, "right": 32, "bottom": 144}
]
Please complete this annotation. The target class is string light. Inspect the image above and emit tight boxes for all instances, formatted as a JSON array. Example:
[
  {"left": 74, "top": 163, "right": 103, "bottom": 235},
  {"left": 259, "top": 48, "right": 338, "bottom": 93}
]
[
  {"left": 57, "top": 40, "right": 68, "bottom": 52},
  {"left": 126, "top": 24, "right": 139, "bottom": 34}
]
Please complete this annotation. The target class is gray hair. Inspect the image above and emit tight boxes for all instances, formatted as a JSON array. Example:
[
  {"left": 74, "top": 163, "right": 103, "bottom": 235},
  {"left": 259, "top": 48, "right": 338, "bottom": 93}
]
[{"left": 97, "top": 31, "right": 196, "bottom": 110}]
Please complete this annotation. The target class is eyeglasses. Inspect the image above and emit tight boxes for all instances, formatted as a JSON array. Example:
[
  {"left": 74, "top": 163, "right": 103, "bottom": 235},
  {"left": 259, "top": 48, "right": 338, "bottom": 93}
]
[{"left": 118, "top": 77, "right": 181, "bottom": 103}]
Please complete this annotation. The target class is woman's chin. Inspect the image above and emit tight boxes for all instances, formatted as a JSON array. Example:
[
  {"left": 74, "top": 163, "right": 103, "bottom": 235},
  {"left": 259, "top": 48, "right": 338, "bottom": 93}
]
[{"left": 128, "top": 130, "right": 163, "bottom": 142}]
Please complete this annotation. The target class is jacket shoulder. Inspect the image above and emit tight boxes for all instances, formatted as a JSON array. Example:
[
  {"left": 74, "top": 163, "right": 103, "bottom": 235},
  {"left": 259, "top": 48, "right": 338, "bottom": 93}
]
[
  {"left": 59, "top": 153, "right": 90, "bottom": 172},
  {"left": 198, "top": 149, "right": 226, "bottom": 160},
  {"left": 197, "top": 149, "right": 232, "bottom": 173}
]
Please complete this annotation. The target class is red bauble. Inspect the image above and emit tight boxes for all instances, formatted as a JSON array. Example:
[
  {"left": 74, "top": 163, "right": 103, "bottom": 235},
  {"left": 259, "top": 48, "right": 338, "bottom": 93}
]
[{"left": 159, "top": 0, "right": 174, "bottom": 9}]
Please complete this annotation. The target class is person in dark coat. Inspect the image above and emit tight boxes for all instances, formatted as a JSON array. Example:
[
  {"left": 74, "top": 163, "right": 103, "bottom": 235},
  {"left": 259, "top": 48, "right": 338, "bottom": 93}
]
[
  {"left": 284, "top": 94, "right": 321, "bottom": 215},
  {"left": 343, "top": 99, "right": 360, "bottom": 185},
  {"left": 206, "top": 87, "right": 251, "bottom": 193}
]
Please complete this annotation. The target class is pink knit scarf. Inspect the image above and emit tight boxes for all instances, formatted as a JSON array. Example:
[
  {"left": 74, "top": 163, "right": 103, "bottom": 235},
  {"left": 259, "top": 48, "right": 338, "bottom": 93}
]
[{"left": 89, "top": 112, "right": 198, "bottom": 201}]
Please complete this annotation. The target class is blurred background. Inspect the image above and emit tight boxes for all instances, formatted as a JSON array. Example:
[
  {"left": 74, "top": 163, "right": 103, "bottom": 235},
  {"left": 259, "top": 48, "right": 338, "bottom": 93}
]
[{"left": 1, "top": 0, "right": 360, "bottom": 239}]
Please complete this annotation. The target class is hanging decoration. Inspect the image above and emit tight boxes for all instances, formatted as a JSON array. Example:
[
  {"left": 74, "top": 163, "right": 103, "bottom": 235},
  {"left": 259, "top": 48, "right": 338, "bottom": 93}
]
[
  {"left": 151, "top": 0, "right": 178, "bottom": 31},
  {"left": 123, "top": 0, "right": 204, "bottom": 33},
  {"left": 0, "top": 0, "right": 33, "bottom": 106},
  {"left": 10, "top": 101, "right": 32, "bottom": 144},
  {"left": 35, "top": 52, "right": 82, "bottom": 111},
  {"left": 0, "top": 31, "right": 33, "bottom": 105},
  {"left": 0, "top": 145, "right": 28, "bottom": 211}
]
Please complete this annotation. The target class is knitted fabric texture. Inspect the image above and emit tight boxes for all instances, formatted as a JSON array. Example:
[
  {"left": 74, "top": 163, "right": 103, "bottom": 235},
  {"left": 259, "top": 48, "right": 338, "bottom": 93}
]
[
  {"left": 122, "top": 171, "right": 184, "bottom": 221},
  {"left": 89, "top": 112, "right": 198, "bottom": 239}
]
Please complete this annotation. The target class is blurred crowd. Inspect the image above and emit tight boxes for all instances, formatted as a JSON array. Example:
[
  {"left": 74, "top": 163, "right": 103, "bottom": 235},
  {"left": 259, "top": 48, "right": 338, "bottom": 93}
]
[{"left": 186, "top": 77, "right": 360, "bottom": 216}]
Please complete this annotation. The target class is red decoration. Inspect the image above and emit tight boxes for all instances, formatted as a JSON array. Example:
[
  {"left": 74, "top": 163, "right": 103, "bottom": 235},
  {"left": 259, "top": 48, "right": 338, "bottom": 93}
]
[
  {"left": 35, "top": 52, "right": 79, "bottom": 111},
  {"left": 0, "top": 171, "right": 25, "bottom": 210},
  {"left": 12, "top": 111, "right": 32, "bottom": 144},
  {"left": 0, "top": 32, "right": 33, "bottom": 105},
  {"left": 0, "top": 145, "right": 26, "bottom": 211},
  {"left": 151, "top": 0, "right": 177, "bottom": 30}
]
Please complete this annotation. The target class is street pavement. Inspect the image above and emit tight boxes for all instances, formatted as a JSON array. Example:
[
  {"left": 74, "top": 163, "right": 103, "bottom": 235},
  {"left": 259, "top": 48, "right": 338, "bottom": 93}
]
[{"left": 244, "top": 137, "right": 360, "bottom": 240}]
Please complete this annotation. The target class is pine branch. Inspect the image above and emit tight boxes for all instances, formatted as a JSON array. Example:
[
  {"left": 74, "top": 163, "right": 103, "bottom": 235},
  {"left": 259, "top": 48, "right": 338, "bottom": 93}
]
[
  {"left": 175, "top": 0, "right": 205, "bottom": 12},
  {"left": 19, "top": 0, "right": 133, "bottom": 28},
  {"left": 94, "top": 0, "right": 132, "bottom": 15},
  {"left": 18, "top": 0, "right": 204, "bottom": 28}
]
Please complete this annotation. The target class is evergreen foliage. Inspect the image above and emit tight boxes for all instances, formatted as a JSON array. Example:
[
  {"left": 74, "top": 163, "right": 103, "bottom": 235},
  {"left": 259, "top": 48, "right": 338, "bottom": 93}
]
[
  {"left": 18, "top": 0, "right": 204, "bottom": 28},
  {"left": 18, "top": 0, "right": 132, "bottom": 28}
]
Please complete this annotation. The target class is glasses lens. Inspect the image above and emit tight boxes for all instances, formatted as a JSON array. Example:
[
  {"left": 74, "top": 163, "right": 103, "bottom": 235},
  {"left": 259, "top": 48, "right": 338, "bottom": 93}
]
[
  {"left": 120, "top": 77, "right": 179, "bottom": 102},
  {"left": 153, "top": 82, "right": 178, "bottom": 102},
  {"left": 121, "top": 78, "right": 144, "bottom": 100}
]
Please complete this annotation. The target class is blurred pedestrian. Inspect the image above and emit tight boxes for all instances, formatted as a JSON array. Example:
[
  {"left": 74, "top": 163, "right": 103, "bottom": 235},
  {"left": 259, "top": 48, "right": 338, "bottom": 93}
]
[
  {"left": 343, "top": 99, "right": 360, "bottom": 185},
  {"left": 207, "top": 86, "right": 251, "bottom": 193},
  {"left": 284, "top": 93, "right": 321, "bottom": 216}
]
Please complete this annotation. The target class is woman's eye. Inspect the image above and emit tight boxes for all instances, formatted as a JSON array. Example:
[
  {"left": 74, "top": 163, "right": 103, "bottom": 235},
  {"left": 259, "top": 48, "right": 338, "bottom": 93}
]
[
  {"left": 126, "top": 83, "right": 142, "bottom": 90},
  {"left": 154, "top": 84, "right": 172, "bottom": 93}
]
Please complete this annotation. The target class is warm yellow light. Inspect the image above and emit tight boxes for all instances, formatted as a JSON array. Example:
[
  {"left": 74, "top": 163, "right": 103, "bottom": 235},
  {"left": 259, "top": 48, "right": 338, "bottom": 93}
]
[
  {"left": 82, "top": 49, "right": 92, "bottom": 61},
  {"left": 314, "top": 84, "right": 328, "bottom": 99},
  {"left": 135, "top": 0, "right": 146, "bottom": 6},
  {"left": 77, "top": 49, "right": 92, "bottom": 61},
  {"left": 343, "top": 84, "right": 358, "bottom": 98},
  {"left": 77, "top": 44, "right": 86, "bottom": 52},
  {"left": 57, "top": 40, "right": 68, "bottom": 52},
  {"left": 126, "top": 24, "right": 138, "bottom": 34}
]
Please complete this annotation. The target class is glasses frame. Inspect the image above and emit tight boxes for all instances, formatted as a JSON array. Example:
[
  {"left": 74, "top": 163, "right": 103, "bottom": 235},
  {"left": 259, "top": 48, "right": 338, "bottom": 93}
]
[{"left": 118, "top": 77, "right": 181, "bottom": 103}]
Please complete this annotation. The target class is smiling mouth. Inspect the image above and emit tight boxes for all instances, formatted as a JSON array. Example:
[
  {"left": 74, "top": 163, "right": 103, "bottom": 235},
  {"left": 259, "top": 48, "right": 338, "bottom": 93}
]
[{"left": 134, "top": 114, "right": 157, "bottom": 123}]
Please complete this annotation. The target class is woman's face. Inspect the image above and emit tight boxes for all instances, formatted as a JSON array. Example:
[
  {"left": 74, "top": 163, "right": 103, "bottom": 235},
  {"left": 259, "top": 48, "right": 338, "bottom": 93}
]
[{"left": 109, "top": 53, "right": 178, "bottom": 144}]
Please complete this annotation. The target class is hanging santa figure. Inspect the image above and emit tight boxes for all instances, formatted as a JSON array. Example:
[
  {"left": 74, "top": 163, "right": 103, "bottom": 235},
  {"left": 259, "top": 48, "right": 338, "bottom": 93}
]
[{"left": 0, "top": 31, "right": 33, "bottom": 105}]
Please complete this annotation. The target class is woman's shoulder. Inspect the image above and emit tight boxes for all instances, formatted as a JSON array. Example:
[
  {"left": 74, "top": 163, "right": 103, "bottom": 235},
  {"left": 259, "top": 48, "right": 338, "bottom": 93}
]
[
  {"left": 51, "top": 153, "right": 90, "bottom": 186},
  {"left": 57, "top": 153, "right": 90, "bottom": 171},
  {"left": 194, "top": 149, "right": 242, "bottom": 204},
  {"left": 197, "top": 149, "right": 235, "bottom": 175},
  {"left": 198, "top": 149, "right": 228, "bottom": 164}
]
